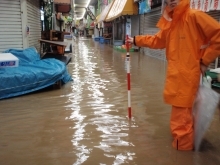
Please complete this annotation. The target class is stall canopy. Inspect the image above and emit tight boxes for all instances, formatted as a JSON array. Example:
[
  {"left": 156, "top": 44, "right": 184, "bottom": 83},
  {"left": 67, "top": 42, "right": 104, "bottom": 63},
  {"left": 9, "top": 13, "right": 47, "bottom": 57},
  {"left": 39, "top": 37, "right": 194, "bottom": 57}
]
[
  {"left": 105, "top": 0, "right": 138, "bottom": 22},
  {"left": 96, "top": 1, "right": 114, "bottom": 24},
  {"left": 94, "top": 14, "right": 100, "bottom": 25},
  {"left": 90, "top": 22, "right": 95, "bottom": 28}
]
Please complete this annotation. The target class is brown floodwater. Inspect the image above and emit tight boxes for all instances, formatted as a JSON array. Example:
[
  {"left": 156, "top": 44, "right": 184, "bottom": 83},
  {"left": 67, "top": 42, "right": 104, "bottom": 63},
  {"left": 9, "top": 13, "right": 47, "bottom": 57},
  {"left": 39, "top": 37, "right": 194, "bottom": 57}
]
[{"left": 0, "top": 38, "right": 220, "bottom": 165}]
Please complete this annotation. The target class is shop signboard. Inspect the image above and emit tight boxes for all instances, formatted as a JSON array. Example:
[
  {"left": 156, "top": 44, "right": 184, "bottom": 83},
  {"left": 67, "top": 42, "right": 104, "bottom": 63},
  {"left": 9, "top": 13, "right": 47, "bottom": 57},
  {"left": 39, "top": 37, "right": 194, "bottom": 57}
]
[
  {"left": 89, "top": 6, "right": 95, "bottom": 15},
  {"left": 104, "top": 22, "right": 112, "bottom": 27},
  {"left": 126, "top": 22, "right": 131, "bottom": 36}
]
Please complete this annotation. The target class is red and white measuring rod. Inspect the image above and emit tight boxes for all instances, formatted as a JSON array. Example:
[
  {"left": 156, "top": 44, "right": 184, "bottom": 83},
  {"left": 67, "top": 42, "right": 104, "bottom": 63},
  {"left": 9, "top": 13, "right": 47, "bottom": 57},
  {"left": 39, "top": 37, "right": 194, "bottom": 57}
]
[{"left": 126, "top": 35, "right": 132, "bottom": 119}]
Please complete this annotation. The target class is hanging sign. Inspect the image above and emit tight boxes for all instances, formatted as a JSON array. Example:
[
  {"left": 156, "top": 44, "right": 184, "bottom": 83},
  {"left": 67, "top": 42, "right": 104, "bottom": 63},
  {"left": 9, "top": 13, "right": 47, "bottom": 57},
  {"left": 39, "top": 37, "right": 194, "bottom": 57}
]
[
  {"left": 126, "top": 22, "right": 131, "bottom": 36},
  {"left": 88, "top": 6, "right": 95, "bottom": 15},
  {"left": 210, "top": 0, "right": 220, "bottom": 10},
  {"left": 139, "top": 0, "right": 151, "bottom": 14},
  {"left": 147, "top": 0, "right": 152, "bottom": 13}
]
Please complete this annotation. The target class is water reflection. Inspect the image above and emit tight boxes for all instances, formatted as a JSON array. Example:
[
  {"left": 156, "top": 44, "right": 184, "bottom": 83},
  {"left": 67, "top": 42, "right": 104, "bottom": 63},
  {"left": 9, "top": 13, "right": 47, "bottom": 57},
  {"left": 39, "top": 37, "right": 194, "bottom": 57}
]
[
  {"left": 1, "top": 39, "right": 220, "bottom": 165},
  {"left": 66, "top": 40, "right": 137, "bottom": 164}
]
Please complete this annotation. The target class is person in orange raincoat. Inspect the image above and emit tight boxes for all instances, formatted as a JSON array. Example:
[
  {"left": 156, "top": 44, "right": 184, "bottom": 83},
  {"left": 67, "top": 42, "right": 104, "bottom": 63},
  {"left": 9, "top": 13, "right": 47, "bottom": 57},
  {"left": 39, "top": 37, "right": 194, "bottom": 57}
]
[{"left": 127, "top": 0, "right": 220, "bottom": 150}]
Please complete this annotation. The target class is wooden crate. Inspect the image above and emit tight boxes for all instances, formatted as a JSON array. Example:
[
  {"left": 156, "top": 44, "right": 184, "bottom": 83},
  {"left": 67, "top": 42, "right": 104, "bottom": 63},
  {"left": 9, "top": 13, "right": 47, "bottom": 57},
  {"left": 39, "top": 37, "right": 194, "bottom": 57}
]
[
  {"left": 50, "top": 30, "right": 64, "bottom": 41},
  {"left": 41, "top": 30, "right": 50, "bottom": 40},
  {"left": 41, "top": 30, "right": 64, "bottom": 41}
]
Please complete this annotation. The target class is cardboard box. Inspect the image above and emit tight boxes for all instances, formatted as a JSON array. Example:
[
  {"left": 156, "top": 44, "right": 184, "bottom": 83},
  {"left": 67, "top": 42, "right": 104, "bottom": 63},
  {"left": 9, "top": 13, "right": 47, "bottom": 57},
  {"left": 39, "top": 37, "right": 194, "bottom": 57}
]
[{"left": 0, "top": 53, "right": 19, "bottom": 68}]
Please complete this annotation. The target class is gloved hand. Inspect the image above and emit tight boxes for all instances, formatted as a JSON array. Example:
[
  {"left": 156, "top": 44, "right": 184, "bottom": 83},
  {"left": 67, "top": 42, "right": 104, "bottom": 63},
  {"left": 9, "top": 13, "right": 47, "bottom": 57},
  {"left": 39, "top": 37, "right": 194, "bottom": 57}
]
[{"left": 126, "top": 36, "right": 134, "bottom": 44}]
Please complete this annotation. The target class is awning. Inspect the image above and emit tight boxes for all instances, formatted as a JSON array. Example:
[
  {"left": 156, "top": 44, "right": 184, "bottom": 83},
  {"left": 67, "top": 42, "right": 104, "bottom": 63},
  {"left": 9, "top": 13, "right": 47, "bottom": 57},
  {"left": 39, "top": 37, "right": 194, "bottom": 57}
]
[
  {"left": 94, "top": 14, "right": 100, "bottom": 25},
  {"left": 105, "top": 0, "right": 138, "bottom": 22},
  {"left": 90, "top": 22, "right": 95, "bottom": 28},
  {"left": 96, "top": 1, "right": 114, "bottom": 24}
]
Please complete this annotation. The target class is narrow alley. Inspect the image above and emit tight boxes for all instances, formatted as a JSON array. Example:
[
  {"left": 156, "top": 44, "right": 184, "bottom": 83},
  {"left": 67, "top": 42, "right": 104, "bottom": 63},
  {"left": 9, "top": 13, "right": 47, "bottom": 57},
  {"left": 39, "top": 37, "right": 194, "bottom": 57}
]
[{"left": 0, "top": 38, "right": 220, "bottom": 165}]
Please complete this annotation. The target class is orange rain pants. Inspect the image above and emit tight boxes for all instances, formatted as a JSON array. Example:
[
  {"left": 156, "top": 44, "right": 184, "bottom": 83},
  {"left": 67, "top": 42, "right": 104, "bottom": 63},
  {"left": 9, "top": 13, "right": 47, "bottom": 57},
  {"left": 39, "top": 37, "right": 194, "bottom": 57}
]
[{"left": 170, "top": 106, "right": 194, "bottom": 151}]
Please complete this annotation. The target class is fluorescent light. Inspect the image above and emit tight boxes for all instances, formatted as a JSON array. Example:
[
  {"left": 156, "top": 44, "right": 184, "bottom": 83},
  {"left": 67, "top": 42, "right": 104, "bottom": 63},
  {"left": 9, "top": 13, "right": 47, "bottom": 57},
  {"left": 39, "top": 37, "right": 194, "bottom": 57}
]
[{"left": 85, "top": 0, "right": 91, "bottom": 7}]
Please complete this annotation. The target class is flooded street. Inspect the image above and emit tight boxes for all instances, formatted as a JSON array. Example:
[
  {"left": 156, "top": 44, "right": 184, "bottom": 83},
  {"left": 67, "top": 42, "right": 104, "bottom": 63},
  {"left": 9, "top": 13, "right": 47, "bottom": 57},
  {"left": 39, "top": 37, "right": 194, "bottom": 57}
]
[{"left": 0, "top": 38, "right": 220, "bottom": 165}]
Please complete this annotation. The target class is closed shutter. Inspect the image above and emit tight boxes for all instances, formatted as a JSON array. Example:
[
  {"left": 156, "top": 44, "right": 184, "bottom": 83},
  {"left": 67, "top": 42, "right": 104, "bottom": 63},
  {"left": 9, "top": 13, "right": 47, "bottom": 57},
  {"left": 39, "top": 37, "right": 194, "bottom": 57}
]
[
  {"left": 143, "top": 7, "right": 166, "bottom": 60},
  {"left": 131, "top": 15, "right": 139, "bottom": 50},
  {"left": 27, "top": 0, "right": 41, "bottom": 52},
  {"left": 139, "top": 14, "right": 145, "bottom": 53},
  {"left": 114, "top": 19, "right": 124, "bottom": 40},
  {"left": 206, "top": 10, "right": 220, "bottom": 69},
  {"left": 0, "top": 0, "right": 23, "bottom": 52},
  {"left": 131, "top": 15, "right": 139, "bottom": 37},
  {"left": 207, "top": 10, "right": 220, "bottom": 22},
  {"left": 139, "top": 14, "right": 144, "bottom": 35}
]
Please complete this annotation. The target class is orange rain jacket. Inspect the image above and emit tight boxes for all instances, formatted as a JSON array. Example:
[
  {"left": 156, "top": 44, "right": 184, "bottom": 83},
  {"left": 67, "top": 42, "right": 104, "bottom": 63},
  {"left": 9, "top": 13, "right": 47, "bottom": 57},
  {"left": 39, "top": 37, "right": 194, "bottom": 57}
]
[{"left": 134, "top": 0, "right": 220, "bottom": 107}]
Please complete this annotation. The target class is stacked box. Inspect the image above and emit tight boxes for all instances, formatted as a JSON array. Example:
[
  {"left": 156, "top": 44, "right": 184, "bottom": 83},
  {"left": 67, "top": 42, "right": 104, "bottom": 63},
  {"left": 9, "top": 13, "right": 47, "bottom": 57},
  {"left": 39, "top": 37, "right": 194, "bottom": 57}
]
[{"left": 0, "top": 53, "right": 19, "bottom": 68}]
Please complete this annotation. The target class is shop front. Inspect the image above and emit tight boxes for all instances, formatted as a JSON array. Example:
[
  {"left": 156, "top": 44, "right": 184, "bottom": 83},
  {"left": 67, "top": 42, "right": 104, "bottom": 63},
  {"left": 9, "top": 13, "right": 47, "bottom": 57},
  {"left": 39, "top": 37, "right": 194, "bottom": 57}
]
[
  {"left": 105, "top": 0, "right": 138, "bottom": 46},
  {"left": 95, "top": 1, "right": 114, "bottom": 39},
  {"left": 0, "top": 0, "right": 41, "bottom": 52}
]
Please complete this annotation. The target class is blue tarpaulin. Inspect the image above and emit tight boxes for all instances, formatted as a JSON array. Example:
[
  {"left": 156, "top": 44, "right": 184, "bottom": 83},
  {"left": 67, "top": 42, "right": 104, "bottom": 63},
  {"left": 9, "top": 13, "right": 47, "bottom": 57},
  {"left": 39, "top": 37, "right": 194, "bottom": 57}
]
[{"left": 0, "top": 47, "right": 72, "bottom": 99}]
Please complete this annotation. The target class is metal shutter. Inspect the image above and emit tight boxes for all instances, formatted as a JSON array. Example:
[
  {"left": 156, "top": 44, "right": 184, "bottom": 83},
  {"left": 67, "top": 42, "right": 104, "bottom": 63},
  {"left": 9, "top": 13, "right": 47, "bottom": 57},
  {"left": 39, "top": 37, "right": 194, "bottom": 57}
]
[
  {"left": 206, "top": 10, "right": 220, "bottom": 69},
  {"left": 139, "top": 14, "right": 145, "bottom": 53},
  {"left": 207, "top": 10, "right": 220, "bottom": 22},
  {"left": 131, "top": 15, "right": 139, "bottom": 37},
  {"left": 143, "top": 7, "right": 166, "bottom": 60},
  {"left": 131, "top": 15, "right": 139, "bottom": 50},
  {"left": 139, "top": 14, "right": 144, "bottom": 35},
  {"left": 0, "top": 0, "right": 23, "bottom": 52},
  {"left": 27, "top": 0, "right": 41, "bottom": 52}
]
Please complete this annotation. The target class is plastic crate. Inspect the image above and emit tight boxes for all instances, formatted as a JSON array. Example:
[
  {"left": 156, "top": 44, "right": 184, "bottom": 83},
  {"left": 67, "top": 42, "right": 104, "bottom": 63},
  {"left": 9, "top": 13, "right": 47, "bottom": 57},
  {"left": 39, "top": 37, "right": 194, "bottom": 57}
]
[
  {"left": 104, "top": 39, "right": 111, "bottom": 44},
  {"left": 99, "top": 37, "right": 105, "bottom": 44},
  {"left": 114, "top": 46, "right": 134, "bottom": 52},
  {"left": 94, "top": 37, "right": 100, "bottom": 41}
]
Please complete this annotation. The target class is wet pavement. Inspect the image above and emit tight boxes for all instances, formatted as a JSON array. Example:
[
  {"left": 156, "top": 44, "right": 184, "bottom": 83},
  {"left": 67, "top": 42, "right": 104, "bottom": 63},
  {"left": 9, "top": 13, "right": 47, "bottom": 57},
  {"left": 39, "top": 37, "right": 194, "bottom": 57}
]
[{"left": 0, "top": 38, "right": 220, "bottom": 165}]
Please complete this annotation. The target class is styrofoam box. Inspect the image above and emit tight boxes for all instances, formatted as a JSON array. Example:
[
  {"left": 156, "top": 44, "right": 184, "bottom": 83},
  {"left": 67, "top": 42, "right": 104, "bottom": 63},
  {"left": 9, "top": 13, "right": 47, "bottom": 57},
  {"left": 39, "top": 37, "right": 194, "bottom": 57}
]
[{"left": 0, "top": 53, "right": 19, "bottom": 68}]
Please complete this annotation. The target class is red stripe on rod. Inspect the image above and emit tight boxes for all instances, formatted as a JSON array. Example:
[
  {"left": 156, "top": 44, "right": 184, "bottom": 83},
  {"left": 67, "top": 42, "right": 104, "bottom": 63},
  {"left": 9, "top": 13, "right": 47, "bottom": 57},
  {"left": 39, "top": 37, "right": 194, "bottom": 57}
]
[
  {"left": 126, "top": 35, "right": 129, "bottom": 52},
  {"left": 128, "top": 107, "right": 131, "bottom": 119},
  {"left": 126, "top": 34, "right": 131, "bottom": 119},
  {"left": 127, "top": 73, "right": 131, "bottom": 90}
]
